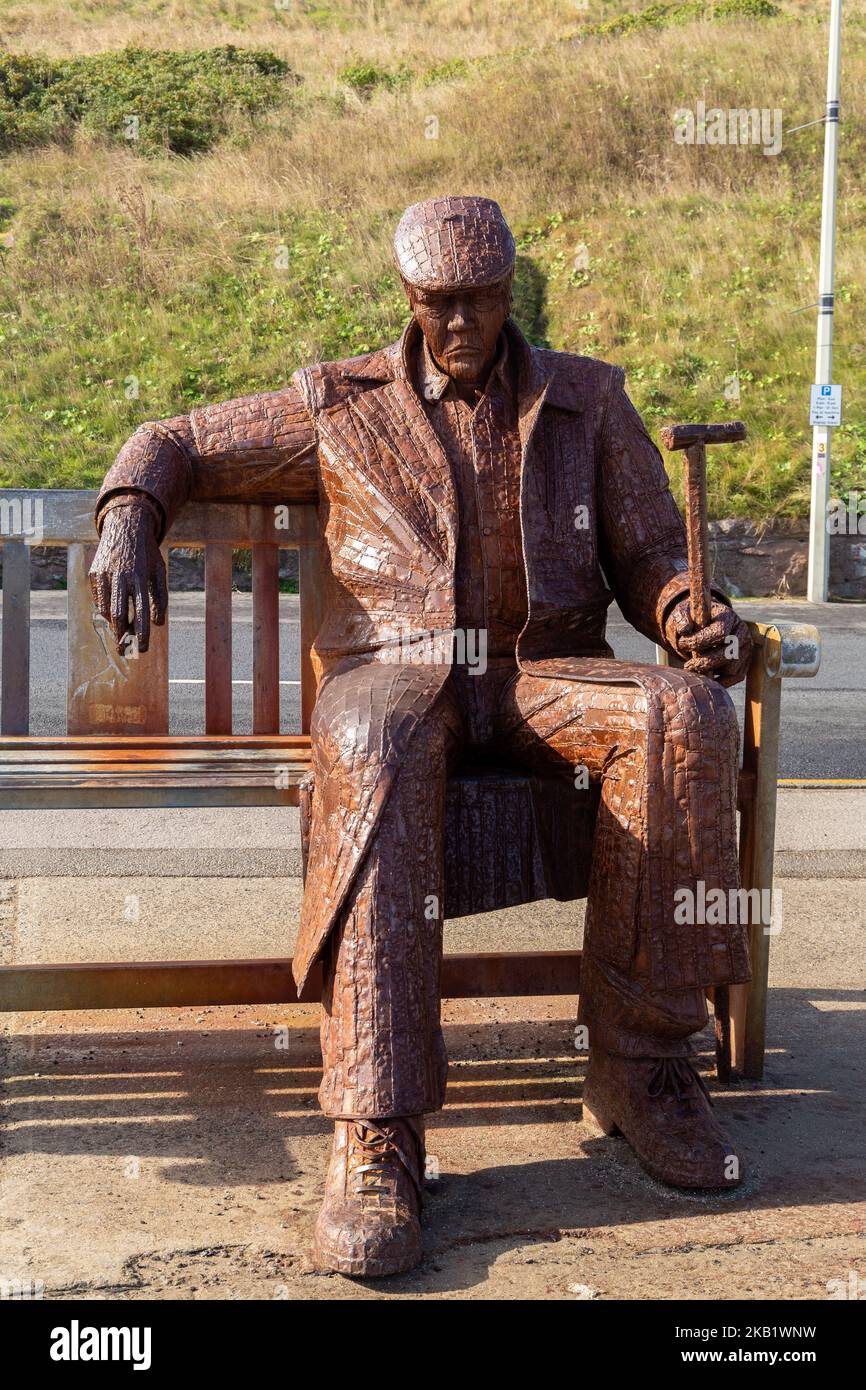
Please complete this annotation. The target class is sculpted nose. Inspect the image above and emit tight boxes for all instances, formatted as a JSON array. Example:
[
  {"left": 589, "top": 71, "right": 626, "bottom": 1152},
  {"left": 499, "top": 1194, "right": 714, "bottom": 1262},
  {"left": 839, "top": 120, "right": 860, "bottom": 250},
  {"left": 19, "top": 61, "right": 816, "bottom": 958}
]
[{"left": 447, "top": 303, "right": 470, "bottom": 331}]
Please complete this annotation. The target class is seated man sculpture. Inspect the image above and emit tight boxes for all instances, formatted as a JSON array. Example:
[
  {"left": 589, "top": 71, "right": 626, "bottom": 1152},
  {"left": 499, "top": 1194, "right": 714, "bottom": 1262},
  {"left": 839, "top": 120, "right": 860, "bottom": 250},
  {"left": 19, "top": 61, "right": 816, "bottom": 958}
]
[{"left": 90, "top": 196, "right": 753, "bottom": 1280}]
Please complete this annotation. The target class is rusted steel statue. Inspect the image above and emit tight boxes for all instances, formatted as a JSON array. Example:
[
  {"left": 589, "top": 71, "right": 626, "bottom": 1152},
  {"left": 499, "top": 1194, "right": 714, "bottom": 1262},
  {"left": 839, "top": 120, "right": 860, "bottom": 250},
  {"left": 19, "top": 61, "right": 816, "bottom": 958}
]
[{"left": 90, "top": 196, "right": 753, "bottom": 1279}]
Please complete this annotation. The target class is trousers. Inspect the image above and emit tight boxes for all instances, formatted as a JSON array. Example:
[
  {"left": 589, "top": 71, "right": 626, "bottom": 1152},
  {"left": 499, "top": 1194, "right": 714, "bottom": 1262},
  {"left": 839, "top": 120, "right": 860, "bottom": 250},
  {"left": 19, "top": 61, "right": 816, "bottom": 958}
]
[{"left": 316, "top": 655, "right": 745, "bottom": 1118}]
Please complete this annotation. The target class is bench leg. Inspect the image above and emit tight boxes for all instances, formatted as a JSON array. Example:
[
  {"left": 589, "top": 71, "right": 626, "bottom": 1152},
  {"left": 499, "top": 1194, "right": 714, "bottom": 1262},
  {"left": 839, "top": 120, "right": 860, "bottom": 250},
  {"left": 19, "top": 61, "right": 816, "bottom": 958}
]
[
  {"left": 713, "top": 985, "right": 732, "bottom": 1082},
  {"left": 731, "top": 649, "right": 782, "bottom": 1080}
]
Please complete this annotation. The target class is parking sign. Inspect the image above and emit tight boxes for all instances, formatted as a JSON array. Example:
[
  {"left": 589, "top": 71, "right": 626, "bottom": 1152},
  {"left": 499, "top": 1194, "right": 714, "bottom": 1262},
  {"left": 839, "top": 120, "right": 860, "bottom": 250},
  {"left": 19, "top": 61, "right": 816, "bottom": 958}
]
[{"left": 810, "top": 384, "right": 842, "bottom": 426}]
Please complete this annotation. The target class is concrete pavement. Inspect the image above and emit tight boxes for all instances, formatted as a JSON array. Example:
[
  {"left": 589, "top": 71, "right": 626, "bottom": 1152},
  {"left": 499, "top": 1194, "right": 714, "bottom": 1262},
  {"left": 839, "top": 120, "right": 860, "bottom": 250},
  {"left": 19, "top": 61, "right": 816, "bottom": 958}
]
[{"left": 1, "top": 786, "right": 863, "bottom": 881}]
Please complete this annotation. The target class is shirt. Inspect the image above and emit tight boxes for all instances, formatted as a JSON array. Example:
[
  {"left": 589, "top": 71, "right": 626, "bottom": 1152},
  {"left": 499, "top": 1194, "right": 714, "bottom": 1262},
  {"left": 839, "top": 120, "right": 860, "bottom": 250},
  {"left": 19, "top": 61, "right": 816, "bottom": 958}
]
[{"left": 416, "top": 334, "right": 527, "bottom": 658}]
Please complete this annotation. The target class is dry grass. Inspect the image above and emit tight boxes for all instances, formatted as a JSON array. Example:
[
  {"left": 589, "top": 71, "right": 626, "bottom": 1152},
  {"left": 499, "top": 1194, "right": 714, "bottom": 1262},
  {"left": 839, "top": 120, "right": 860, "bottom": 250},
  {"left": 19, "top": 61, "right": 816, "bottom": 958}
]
[
  {"left": 0, "top": 0, "right": 583, "bottom": 61},
  {"left": 0, "top": 1, "right": 864, "bottom": 515}
]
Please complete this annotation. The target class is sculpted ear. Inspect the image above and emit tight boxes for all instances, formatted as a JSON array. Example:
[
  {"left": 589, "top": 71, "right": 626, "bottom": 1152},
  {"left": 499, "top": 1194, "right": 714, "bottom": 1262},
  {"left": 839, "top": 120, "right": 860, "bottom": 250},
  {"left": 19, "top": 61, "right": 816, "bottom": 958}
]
[{"left": 400, "top": 275, "right": 417, "bottom": 310}]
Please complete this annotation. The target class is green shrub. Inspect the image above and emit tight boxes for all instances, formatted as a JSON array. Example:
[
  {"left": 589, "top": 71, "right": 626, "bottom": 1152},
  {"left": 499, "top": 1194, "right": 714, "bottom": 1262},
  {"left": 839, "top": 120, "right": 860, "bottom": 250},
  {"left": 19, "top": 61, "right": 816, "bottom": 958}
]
[
  {"left": 422, "top": 58, "right": 470, "bottom": 86},
  {"left": 0, "top": 46, "right": 297, "bottom": 156},
  {"left": 0, "top": 54, "right": 70, "bottom": 151},
  {"left": 713, "top": 0, "right": 780, "bottom": 16},
  {"left": 586, "top": 0, "right": 779, "bottom": 39},
  {"left": 338, "top": 61, "right": 413, "bottom": 97}
]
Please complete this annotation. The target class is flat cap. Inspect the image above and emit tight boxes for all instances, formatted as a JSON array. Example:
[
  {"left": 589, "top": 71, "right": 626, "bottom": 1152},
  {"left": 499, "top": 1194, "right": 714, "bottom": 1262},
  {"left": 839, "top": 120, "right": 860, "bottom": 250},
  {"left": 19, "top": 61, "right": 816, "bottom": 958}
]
[{"left": 394, "top": 195, "right": 515, "bottom": 291}]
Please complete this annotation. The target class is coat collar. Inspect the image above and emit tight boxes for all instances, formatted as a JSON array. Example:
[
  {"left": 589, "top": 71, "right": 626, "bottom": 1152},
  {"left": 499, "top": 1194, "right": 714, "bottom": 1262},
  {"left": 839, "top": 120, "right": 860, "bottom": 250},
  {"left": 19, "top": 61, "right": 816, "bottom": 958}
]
[
  {"left": 332, "top": 319, "right": 582, "bottom": 549},
  {"left": 338, "top": 318, "right": 585, "bottom": 416}
]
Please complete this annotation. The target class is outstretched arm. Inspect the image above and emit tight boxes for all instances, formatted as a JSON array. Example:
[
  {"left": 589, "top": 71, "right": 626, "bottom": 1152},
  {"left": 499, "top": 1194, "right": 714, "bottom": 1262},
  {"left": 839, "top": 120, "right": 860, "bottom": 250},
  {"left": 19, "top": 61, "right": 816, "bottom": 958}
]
[
  {"left": 598, "top": 376, "right": 751, "bottom": 686},
  {"left": 89, "top": 385, "right": 317, "bottom": 651}
]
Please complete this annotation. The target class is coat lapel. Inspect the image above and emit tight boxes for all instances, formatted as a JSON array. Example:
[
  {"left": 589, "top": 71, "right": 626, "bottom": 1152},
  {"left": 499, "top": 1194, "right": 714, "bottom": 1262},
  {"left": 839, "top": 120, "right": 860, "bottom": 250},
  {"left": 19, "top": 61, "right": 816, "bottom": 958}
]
[
  {"left": 351, "top": 379, "right": 457, "bottom": 547},
  {"left": 340, "top": 321, "right": 457, "bottom": 553},
  {"left": 517, "top": 366, "right": 551, "bottom": 460}
]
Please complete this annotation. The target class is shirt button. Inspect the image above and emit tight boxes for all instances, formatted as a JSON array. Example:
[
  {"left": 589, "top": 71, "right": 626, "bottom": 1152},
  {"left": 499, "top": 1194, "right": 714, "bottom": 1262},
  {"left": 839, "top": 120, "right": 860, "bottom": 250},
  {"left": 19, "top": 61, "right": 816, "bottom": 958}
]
[{"left": 482, "top": 526, "right": 493, "bottom": 536}]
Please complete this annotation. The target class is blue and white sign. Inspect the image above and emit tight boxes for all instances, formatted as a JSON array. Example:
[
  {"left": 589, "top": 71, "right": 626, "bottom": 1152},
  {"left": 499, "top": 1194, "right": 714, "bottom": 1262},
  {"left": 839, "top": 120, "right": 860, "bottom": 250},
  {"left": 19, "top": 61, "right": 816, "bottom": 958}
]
[{"left": 810, "top": 383, "right": 842, "bottom": 426}]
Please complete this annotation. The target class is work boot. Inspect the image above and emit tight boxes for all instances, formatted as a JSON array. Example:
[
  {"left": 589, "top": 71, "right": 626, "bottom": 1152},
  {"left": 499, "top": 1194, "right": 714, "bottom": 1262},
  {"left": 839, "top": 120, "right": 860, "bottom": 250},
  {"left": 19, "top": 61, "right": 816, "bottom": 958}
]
[
  {"left": 581, "top": 1048, "right": 744, "bottom": 1190},
  {"left": 313, "top": 1116, "right": 425, "bottom": 1277}
]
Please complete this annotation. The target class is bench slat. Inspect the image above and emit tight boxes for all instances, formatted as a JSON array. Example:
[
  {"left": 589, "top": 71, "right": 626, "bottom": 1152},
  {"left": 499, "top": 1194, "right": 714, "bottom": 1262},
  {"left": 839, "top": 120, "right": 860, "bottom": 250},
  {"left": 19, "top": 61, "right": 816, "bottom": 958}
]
[
  {"left": 0, "top": 769, "right": 307, "bottom": 785},
  {"left": 0, "top": 748, "right": 310, "bottom": 762},
  {"left": 205, "top": 543, "right": 233, "bottom": 734},
  {"left": 0, "top": 745, "right": 311, "bottom": 767},
  {"left": 1, "top": 539, "right": 30, "bottom": 735},
  {"left": 0, "top": 735, "right": 311, "bottom": 748},
  {"left": 0, "top": 786, "right": 302, "bottom": 809},
  {"left": 0, "top": 735, "right": 311, "bottom": 807},
  {"left": 252, "top": 545, "right": 280, "bottom": 734},
  {"left": 0, "top": 952, "right": 583, "bottom": 1011},
  {"left": 0, "top": 490, "right": 317, "bottom": 548},
  {"left": 299, "top": 543, "right": 325, "bottom": 735}
]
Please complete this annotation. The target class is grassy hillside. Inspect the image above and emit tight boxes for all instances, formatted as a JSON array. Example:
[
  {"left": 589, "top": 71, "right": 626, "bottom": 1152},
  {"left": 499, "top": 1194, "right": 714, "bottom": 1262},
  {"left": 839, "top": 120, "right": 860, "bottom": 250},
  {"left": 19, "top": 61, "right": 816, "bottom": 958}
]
[{"left": 0, "top": 0, "right": 864, "bottom": 519}]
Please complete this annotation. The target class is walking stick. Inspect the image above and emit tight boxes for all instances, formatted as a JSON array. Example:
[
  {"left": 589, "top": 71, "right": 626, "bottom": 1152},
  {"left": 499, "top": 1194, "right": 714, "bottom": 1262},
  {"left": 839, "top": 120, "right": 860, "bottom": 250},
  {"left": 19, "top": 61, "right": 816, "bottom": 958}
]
[
  {"left": 659, "top": 420, "right": 748, "bottom": 1081},
  {"left": 659, "top": 420, "right": 748, "bottom": 654}
]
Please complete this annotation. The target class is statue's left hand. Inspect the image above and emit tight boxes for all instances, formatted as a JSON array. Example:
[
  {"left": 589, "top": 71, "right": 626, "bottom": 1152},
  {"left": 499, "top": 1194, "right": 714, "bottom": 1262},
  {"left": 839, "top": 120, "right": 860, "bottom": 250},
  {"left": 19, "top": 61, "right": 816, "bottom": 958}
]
[
  {"left": 88, "top": 497, "right": 167, "bottom": 654},
  {"left": 664, "top": 597, "right": 752, "bottom": 686}
]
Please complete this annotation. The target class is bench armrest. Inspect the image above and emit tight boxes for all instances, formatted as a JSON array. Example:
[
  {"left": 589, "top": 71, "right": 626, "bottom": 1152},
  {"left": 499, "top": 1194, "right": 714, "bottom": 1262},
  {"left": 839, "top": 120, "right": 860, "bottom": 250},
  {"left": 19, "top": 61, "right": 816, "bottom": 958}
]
[{"left": 745, "top": 621, "right": 821, "bottom": 680}]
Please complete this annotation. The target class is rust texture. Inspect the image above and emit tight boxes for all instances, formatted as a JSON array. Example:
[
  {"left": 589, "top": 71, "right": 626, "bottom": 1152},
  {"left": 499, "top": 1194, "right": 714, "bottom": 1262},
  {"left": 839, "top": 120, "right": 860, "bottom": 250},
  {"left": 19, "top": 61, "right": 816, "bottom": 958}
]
[
  {"left": 661, "top": 419, "right": 749, "bottom": 656},
  {"left": 89, "top": 196, "right": 755, "bottom": 1278},
  {"left": 659, "top": 420, "right": 747, "bottom": 450},
  {"left": 684, "top": 442, "right": 713, "bottom": 631}
]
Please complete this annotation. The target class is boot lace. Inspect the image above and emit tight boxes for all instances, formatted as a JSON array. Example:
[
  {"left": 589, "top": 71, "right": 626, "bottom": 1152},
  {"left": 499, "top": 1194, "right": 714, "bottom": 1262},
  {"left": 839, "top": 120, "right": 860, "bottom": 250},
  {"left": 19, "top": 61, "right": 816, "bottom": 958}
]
[
  {"left": 347, "top": 1121, "right": 419, "bottom": 1198},
  {"left": 647, "top": 1057, "right": 713, "bottom": 1113}
]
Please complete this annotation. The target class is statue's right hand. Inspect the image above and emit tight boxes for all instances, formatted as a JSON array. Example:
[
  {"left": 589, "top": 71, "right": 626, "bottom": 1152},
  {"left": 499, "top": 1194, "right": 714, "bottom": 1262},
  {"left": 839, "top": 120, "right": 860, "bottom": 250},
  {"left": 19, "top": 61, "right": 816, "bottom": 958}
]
[{"left": 88, "top": 498, "right": 167, "bottom": 653}]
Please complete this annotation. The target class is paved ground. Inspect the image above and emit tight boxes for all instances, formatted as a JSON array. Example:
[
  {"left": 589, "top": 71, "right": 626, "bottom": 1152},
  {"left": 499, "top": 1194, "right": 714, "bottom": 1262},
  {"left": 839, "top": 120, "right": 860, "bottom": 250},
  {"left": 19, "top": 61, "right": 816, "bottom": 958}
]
[
  {"left": 1, "top": 790, "right": 864, "bottom": 1300},
  {"left": 7, "top": 596, "right": 866, "bottom": 776}
]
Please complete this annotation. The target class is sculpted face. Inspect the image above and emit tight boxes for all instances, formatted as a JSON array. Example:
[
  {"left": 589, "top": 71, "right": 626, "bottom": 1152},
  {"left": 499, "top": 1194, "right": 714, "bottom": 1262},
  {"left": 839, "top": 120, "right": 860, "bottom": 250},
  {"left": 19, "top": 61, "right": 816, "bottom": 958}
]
[{"left": 407, "top": 276, "right": 512, "bottom": 385}]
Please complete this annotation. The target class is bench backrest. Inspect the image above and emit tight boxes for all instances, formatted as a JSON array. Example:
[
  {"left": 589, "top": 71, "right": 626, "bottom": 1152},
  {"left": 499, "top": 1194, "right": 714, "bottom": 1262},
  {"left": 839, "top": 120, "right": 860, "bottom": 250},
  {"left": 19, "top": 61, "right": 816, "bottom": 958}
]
[{"left": 0, "top": 490, "right": 323, "bottom": 737}]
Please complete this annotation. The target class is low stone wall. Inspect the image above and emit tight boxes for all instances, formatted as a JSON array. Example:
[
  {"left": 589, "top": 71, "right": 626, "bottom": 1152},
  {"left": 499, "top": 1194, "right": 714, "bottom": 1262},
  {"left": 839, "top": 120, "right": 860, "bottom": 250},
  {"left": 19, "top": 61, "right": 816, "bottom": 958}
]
[
  {"left": 710, "top": 520, "right": 866, "bottom": 599},
  {"left": 23, "top": 525, "right": 866, "bottom": 599},
  {"left": 27, "top": 546, "right": 300, "bottom": 593}
]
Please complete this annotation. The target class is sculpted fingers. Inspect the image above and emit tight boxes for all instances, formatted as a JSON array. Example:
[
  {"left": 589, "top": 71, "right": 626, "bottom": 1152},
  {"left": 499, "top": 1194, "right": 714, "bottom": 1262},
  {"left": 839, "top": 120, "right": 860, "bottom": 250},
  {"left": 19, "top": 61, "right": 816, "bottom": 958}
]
[
  {"left": 110, "top": 572, "right": 131, "bottom": 648},
  {"left": 87, "top": 505, "right": 164, "bottom": 654},
  {"left": 717, "top": 620, "right": 753, "bottom": 686},
  {"left": 686, "top": 617, "right": 752, "bottom": 685},
  {"left": 666, "top": 599, "right": 695, "bottom": 644},
  {"left": 149, "top": 551, "right": 168, "bottom": 625},
  {"left": 685, "top": 647, "right": 728, "bottom": 677},
  {"left": 133, "top": 574, "right": 151, "bottom": 653},
  {"left": 89, "top": 569, "right": 112, "bottom": 621},
  {"left": 678, "top": 608, "right": 736, "bottom": 654}
]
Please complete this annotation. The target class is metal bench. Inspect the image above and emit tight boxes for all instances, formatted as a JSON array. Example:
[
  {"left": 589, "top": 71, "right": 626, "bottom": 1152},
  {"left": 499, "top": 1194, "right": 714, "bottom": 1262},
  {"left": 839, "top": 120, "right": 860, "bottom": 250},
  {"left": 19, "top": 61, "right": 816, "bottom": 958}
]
[{"left": 0, "top": 488, "right": 821, "bottom": 1079}]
